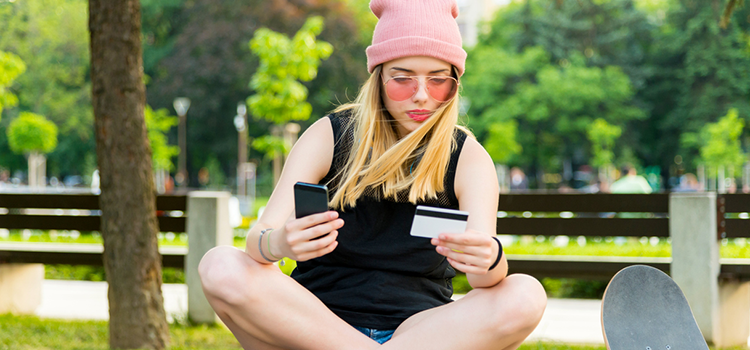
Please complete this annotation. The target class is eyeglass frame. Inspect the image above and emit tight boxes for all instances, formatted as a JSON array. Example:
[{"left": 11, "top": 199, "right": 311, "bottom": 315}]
[{"left": 380, "top": 74, "right": 461, "bottom": 103}]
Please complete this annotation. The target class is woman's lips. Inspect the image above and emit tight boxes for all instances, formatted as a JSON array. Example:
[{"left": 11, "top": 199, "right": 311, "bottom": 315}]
[{"left": 407, "top": 110, "right": 431, "bottom": 122}]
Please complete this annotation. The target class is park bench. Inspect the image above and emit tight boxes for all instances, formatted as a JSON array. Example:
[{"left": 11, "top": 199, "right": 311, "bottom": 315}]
[
  {"left": 0, "top": 191, "right": 231, "bottom": 324},
  {"left": 1, "top": 191, "right": 748, "bottom": 346},
  {"left": 498, "top": 192, "right": 750, "bottom": 347}
]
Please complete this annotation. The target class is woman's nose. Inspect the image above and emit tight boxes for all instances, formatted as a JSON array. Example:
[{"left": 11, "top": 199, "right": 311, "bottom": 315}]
[{"left": 412, "top": 79, "right": 430, "bottom": 102}]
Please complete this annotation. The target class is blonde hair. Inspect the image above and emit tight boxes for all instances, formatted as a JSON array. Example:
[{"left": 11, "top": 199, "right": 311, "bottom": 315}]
[{"left": 330, "top": 65, "right": 468, "bottom": 209}]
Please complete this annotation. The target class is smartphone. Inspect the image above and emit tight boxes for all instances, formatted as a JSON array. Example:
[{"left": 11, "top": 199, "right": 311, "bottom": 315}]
[{"left": 294, "top": 182, "right": 330, "bottom": 219}]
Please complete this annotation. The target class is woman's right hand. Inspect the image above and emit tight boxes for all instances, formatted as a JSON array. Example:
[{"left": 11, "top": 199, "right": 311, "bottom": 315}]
[{"left": 270, "top": 211, "right": 342, "bottom": 262}]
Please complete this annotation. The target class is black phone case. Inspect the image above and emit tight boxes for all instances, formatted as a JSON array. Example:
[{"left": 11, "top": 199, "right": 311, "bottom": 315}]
[{"left": 294, "top": 182, "right": 329, "bottom": 219}]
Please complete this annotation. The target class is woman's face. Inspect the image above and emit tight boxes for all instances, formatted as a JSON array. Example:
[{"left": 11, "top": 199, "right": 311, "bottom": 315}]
[{"left": 380, "top": 56, "right": 455, "bottom": 138}]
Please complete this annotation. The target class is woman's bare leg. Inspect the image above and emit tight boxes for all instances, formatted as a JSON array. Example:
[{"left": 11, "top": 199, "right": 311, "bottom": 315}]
[
  {"left": 381, "top": 274, "right": 547, "bottom": 350},
  {"left": 198, "top": 246, "right": 380, "bottom": 350}
]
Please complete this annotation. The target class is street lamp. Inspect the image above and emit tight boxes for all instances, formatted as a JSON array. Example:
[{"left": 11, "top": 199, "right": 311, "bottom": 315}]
[
  {"left": 234, "top": 102, "right": 248, "bottom": 178},
  {"left": 234, "top": 102, "right": 255, "bottom": 216},
  {"left": 173, "top": 97, "right": 191, "bottom": 188}
]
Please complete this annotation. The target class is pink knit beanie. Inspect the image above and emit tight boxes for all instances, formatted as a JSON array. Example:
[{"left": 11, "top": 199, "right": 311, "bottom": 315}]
[{"left": 366, "top": 0, "right": 467, "bottom": 76}]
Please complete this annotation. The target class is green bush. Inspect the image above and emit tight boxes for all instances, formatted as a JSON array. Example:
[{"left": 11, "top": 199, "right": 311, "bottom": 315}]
[
  {"left": 541, "top": 278, "right": 608, "bottom": 299},
  {"left": 452, "top": 273, "right": 607, "bottom": 299}
]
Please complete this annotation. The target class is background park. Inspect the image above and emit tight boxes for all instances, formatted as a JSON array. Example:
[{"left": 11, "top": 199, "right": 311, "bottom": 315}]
[{"left": 0, "top": 0, "right": 749, "bottom": 349}]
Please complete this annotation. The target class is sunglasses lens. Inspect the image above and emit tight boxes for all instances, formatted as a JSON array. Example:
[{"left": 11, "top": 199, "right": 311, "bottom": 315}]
[
  {"left": 427, "top": 78, "right": 457, "bottom": 102},
  {"left": 385, "top": 77, "right": 418, "bottom": 101}
]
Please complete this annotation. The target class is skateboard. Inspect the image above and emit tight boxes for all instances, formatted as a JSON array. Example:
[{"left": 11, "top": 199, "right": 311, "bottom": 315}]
[{"left": 601, "top": 265, "right": 709, "bottom": 350}]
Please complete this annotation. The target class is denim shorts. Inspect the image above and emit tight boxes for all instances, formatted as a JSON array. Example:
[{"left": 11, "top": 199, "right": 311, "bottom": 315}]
[{"left": 352, "top": 325, "right": 396, "bottom": 344}]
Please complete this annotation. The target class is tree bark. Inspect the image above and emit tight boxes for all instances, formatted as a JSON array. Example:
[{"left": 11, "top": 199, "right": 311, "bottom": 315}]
[{"left": 88, "top": 0, "right": 170, "bottom": 348}]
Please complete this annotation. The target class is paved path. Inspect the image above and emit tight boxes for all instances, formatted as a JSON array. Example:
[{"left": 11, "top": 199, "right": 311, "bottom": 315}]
[{"left": 37, "top": 279, "right": 605, "bottom": 344}]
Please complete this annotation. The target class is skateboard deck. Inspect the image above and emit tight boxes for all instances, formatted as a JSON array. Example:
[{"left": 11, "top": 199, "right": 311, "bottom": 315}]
[{"left": 601, "top": 265, "right": 708, "bottom": 350}]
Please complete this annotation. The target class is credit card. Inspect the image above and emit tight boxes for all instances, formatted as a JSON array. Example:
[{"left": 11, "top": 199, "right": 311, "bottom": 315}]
[{"left": 409, "top": 205, "right": 469, "bottom": 238}]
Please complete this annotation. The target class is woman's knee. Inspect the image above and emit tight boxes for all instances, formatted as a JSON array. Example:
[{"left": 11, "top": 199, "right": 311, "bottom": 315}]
[
  {"left": 510, "top": 274, "right": 547, "bottom": 320},
  {"left": 198, "top": 246, "right": 259, "bottom": 305},
  {"left": 490, "top": 274, "right": 547, "bottom": 333}
]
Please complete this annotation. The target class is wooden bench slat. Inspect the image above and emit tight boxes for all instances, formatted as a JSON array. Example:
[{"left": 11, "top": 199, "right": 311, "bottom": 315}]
[
  {"left": 0, "top": 194, "right": 100, "bottom": 210},
  {"left": 724, "top": 219, "right": 750, "bottom": 238},
  {"left": 723, "top": 194, "right": 750, "bottom": 213},
  {"left": 157, "top": 217, "right": 187, "bottom": 233},
  {"left": 497, "top": 217, "right": 670, "bottom": 237},
  {"left": 155, "top": 196, "right": 188, "bottom": 211},
  {"left": 0, "top": 215, "right": 100, "bottom": 231},
  {"left": 0, "top": 215, "right": 186, "bottom": 233},
  {"left": 498, "top": 194, "right": 669, "bottom": 213},
  {"left": 0, "top": 243, "right": 186, "bottom": 268},
  {"left": 504, "top": 255, "right": 671, "bottom": 280},
  {"left": 507, "top": 255, "right": 750, "bottom": 281},
  {"left": 0, "top": 194, "right": 187, "bottom": 211},
  {"left": 1, "top": 243, "right": 747, "bottom": 281}
]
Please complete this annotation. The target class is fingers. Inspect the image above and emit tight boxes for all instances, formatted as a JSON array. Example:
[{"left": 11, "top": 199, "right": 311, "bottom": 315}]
[
  {"left": 287, "top": 211, "right": 340, "bottom": 231},
  {"left": 431, "top": 231, "right": 496, "bottom": 274},
  {"left": 437, "top": 246, "right": 492, "bottom": 269},
  {"left": 292, "top": 230, "right": 340, "bottom": 261},
  {"left": 446, "top": 257, "right": 490, "bottom": 275},
  {"left": 281, "top": 211, "right": 344, "bottom": 262},
  {"left": 435, "top": 240, "right": 488, "bottom": 256}
]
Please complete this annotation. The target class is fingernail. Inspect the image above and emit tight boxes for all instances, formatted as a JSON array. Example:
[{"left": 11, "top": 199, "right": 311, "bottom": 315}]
[{"left": 330, "top": 212, "right": 338, "bottom": 219}]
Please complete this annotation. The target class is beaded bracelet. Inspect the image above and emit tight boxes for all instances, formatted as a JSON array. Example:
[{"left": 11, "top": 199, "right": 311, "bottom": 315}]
[
  {"left": 258, "top": 228, "right": 279, "bottom": 263},
  {"left": 489, "top": 236, "right": 503, "bottom": 271}
]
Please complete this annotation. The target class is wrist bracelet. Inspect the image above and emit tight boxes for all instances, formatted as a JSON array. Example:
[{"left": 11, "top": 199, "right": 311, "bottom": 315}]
[
  {"left": 488, "top": 236, "right": 503, "bottom": 271},
  {"left": 258, "top": 228, "right": 279, "bottom": 263}
]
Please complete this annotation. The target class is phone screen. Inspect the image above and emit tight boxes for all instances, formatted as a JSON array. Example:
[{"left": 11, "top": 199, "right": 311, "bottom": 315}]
[{"left": 294, "top": 182, "right": 329, "bottom": 219}]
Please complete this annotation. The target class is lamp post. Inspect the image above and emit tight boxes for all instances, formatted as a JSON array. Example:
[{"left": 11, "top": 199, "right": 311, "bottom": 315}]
[
  {"left": 234, "top": 102, "right": 255, "bottom": 217},
  {"left": 234, "top": 102, "right": 248, "bottom": 196},
  {"left": 173, "top": 97, "right": 191, "bottom": 188}
]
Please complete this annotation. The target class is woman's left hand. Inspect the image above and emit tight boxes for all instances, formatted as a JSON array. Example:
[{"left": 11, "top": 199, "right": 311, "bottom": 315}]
[{"left": 431, "top": 230, "right": 497, "bottom": 275}]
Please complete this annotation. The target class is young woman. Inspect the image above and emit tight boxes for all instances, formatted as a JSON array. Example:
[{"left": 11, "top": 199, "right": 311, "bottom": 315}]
[{"left": 198, "top": 1, "right": 547, "bottom": 349}]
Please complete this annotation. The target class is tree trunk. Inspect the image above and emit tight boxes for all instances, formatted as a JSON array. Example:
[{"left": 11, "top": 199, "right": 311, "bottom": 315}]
[{"left": 88, "top": 0, "right": 169, "bottom": 348}]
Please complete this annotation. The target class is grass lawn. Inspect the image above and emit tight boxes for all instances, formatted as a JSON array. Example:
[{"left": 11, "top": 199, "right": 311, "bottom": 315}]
[
  {"left": 2, "top": 314, "right": 748, "bottom": 350},
  {"left": 0, "top": 313, "right": 241, "bottom": 350},
  {"left": 0, "top": 313, "right": 609, "bottom": 350}
]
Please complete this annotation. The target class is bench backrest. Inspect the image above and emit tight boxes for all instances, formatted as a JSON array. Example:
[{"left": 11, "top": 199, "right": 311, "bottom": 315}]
[
  {"left": 0, "top": 193, "right": 188, "bottom": 232},
  {"left": 496, "top": 193, "right": 750, "bottom": 239}
]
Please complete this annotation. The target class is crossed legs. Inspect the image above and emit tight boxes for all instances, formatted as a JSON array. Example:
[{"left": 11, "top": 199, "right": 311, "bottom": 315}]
[{"left": 199, "top": 246, "right": 547, "bottom": 350}]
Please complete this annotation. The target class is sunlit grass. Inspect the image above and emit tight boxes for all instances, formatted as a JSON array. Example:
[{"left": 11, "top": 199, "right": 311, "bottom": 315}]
[{"left": 0, "top": 313, "right": 241, "bottom": 350}]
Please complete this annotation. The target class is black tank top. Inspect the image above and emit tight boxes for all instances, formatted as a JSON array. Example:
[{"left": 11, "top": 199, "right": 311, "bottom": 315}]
[{"left": 291, "top": 109, "right": 469, "bottom": 329}]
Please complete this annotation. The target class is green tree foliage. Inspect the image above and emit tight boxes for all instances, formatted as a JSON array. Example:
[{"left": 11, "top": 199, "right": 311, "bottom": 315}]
[
  {"left": 248, "top": 16, "right": 333, "bottom": 125},
  {"left": 0, "top": 51, "right": 25, "bottom": 120},
  {"left": 7, "top": 112, "right": 58, "bottom": 155},
  {"left": 248, "top": 16, "right": 332, "bottom": 157},
  {"left": 465, "top": 0, "right": 649, "bottom": 185},
  {"left": 463, "top": 46, "right": 643, "bottom": 174},
  {"left": 341, "top": 0, "right": 377, "bottom": 44},
  {"left": 643, "top": 0, "right": 750, "bottom": 171},
  {"left": 697, "top": 108, "right": 746, "bottom": 174},
  {"left": 468, "top": 0, "right": 750, "bottom": 188},
  {"left": 0, "top": 0, "right": 93, "bottom": 175},
  {"left": 144, "top": 106, "right": 180, "bottom": 171},
  {"left": 251, "top": 135, "right": 289, "bottom": 159},
  {"left": 721, "top": 0, "right": 745, "bottom": 28},
  {"left": 484, "top": 120, "right": 523, "bottom": 164},
  {"left": 142, "top": 0, "right": 368, "bottom": 187},
  {"left": 482, "top": 0, "right": 654, "bottom": 91},
  {"left": 0, "top": 0, "right": 369, "bottom": 185},
  {"left": 587, "top": 118, "right": 623, "bottom": 168}
]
